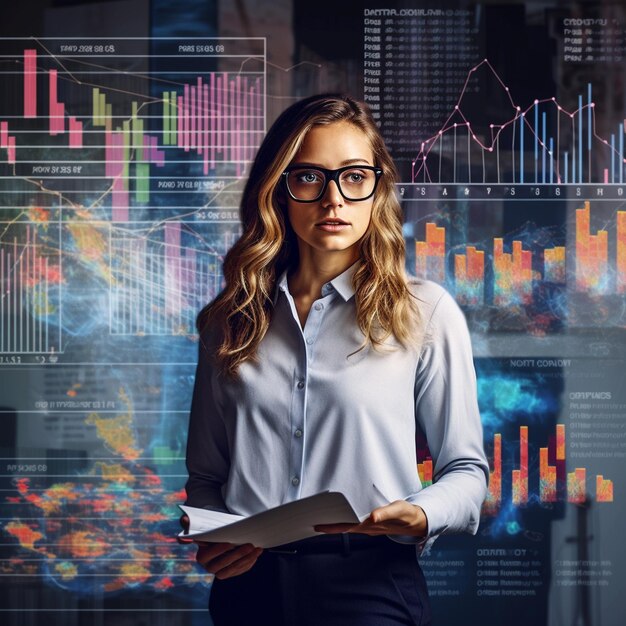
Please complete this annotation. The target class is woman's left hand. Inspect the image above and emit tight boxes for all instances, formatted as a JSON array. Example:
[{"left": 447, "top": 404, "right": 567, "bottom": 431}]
[{"left": 314, "top": 501, "right": 428, "bottom": 537}]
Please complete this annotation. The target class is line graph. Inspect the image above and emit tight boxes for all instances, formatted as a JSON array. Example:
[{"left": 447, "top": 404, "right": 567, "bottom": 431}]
[{"left": 411, "top": 59, "right": 626, "bottom": 185}]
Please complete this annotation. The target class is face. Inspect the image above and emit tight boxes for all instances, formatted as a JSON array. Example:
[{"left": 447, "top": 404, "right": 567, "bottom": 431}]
[{"left": 286, "top": 121, "right": 376, "bottom": 267}]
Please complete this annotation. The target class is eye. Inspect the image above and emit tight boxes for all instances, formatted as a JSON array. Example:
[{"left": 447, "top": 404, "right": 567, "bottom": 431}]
[
  {"left": 340, "top": 169, "right": 369, "bottom": 184},
  {"left": 295, "top": 170, "right": 323, "bottom": 184}
]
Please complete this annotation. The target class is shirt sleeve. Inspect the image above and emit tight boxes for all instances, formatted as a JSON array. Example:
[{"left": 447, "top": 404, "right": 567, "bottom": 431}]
[
  {"left": 390, "top": 287, "right": 489, "bottom": 554},
  {"left": 184, "top": 332, "right": 231, "bottom": 512}
]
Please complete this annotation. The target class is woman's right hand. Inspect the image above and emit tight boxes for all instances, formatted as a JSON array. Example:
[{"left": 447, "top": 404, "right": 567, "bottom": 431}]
[{"left": 179, "top": 514, "right": 264, "bottom": 579}]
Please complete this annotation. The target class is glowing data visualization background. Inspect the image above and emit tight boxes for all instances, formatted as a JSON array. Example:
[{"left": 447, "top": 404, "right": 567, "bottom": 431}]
[
  {"left": 0, "top": 36, "right": 265, "bottom": 616},
  {"left": 0, "top": 37, "right": 264, "bottom": 358},
  {"left": 1, "top": 3, "right": 626, "bottom": 626}
]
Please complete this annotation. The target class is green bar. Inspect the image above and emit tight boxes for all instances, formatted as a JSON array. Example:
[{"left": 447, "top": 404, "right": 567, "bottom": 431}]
[
  {"left": 131, "top": 101, "right": 143, "bottom": 159},
  {"left": 163, "top": 92, "right": 170, "bottom": 145},
  {"left": 136, "top": 162, "right": 149, "bottom": 203},
  {"left": 99, "top": 93, "right": 106, "bottom": 126},
  {"left": 92, "top": 88, "right": 99, "bottom": 125},
  {"left": 105, "top": 103, "right": 112, "bottom": 131},
  {"left": 170, "top": 91, "right": 178, "bottom": 145}
]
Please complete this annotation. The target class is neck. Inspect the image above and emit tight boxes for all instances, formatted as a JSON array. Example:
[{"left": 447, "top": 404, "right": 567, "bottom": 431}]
[{"left": 288, "top": 249, "right": 358, "bottom": 299}]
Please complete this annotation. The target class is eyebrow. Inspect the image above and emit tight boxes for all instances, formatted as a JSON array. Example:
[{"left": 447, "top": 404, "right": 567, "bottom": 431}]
[{"left": 290, "top": 158, "right": 373, "bottom": 167}]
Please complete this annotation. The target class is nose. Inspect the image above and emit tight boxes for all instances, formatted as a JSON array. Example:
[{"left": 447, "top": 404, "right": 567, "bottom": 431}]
[{"left": 321, "top": 179, "right": 344, "bottom": 208}]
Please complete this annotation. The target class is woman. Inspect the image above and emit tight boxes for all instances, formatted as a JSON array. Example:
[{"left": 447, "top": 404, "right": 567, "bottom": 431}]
[{"left": 182, "top": 94, "right": 489, "bottom": 625}]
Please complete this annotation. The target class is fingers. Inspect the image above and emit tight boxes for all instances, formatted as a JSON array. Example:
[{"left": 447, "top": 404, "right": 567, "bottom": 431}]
[
  {"left": 315, "top": 502, "right": 426, "bottom": 536},
  {"left": 177, "top": 514, "right": 193, "bottom": 544},
  {"left": 196, "top": 542, "right": 264, "bottom": 580}
]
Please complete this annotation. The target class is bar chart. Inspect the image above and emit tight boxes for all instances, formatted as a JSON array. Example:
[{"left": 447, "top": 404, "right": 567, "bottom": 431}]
[
  {"left": 0, "top": 222, "right": 62, "bottom": 354},
  {"left": 109, "top": 221, "right": 239, "bottom": 336},
  {"left": 403, "top": 190, "right": 626, "bottom": 331}
]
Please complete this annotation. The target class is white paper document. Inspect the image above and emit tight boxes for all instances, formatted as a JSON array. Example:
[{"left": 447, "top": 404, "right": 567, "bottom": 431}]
[{"left": 178, "top": 491, "right": 372, "bottom": 548}]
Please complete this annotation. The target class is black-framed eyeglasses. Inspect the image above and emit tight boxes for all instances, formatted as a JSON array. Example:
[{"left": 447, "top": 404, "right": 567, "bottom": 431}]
[{"left": 282, "top": 165, "right": 383, "bottom": 202}]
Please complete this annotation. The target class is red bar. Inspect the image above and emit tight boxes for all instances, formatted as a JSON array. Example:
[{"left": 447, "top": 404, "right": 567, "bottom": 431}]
[
  {"left": 7, "top": 136, "right": 16, "bottom": 164},
  {"left": 69, "top": 116, "right": 83, "bottom": 148},
  {"left": 24, "top": 49, "right": 37, "bottom": 118},
  {"left": 0, "top": 121, "right": 7, "bottom": 147},
  {"left": 49, "top": 69, "right": 59, "bottom": 135}
]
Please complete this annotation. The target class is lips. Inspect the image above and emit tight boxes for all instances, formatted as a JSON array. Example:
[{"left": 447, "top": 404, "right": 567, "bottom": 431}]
[{"left": 316, "top": 219, "right": 350, "bottom": 226}]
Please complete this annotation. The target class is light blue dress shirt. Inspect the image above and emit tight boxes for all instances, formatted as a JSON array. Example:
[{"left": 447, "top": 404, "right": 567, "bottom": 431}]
[{"left": 185, "top": 262, "right": 489, "bottom": 553}]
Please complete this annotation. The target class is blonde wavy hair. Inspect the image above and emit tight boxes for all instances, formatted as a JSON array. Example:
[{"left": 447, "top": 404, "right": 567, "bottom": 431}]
[{"left": 199, "top": 94, "right": 420, "bottom": 377}]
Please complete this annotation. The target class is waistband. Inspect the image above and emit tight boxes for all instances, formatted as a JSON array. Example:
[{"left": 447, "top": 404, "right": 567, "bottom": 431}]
[{"left": 267, "top": 533, "right": 410, "bottom": 556}]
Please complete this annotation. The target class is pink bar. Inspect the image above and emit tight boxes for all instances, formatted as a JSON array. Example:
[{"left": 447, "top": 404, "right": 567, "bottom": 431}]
[
  {"left": 69, "top": 116, "right": 83, "bottom": 148},
  {"left": 604, "top": 168, "right": 609, "bottom": 184},
  {"left": 57, "top": 102, "right": 65, "bottom": 134},
  {"left": 24, "top": 49, "right": 37, "bottom": 118},
  {"left": 7, "top": 136, "right": 16, "bottom": 164},
  {"left": 177, "top": 95, "right": 184, "bottom": 148},
  {"left": 111, "top": 177, "right": 129, "bottom": 221},
  {"left": 196, "top": 77, "right": 203, "bottom": 155},
  {"left": 0, "top": 121, "right": 7, "bottom": 147},
  {"left": 183, "top": 83, "right": 190, "bottom": 152},
  {"left": 49, "top": 69, "right": 59, "bottom": 135},
  {"left": 223, "top": 72, "right": 228, "bottom": 159},
  {"left": 228, "top": 77, "right": 233, "bottom": 169},
  {"left": 210, "top": 73, "right": 215, "bottom": 166},
  {"left": 190, "top": 85, "right": 196, "bottom": 150},
  {"left": 236, "top": 74, "right": 241, "bottom": 173},
  {"left": 216, "top": 75, "right": 222, "bottom": 153},
  {"left": 203, "top": 83, "right": 209, "bottom": 174}
]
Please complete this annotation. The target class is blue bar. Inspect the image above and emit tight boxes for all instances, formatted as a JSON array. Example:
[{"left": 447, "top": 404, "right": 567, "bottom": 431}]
[
  {"left": 578, "top": 94, "right": 583, "bottom": 183},
  {"left": 542, "top": 112, "right": 547, "bottom": 184},
  {"left": 549, "top": 138, "right": 554, "bottom": 183},
  {"left": 534, "top": 102, "right": 539, "bottom": 183},
  {"left": 619, "top": 124, "right": 624, "bottom": 183},
  {"left": 564, "top": 151, "right": 568, "bottom": 184},
  {"left": 611, "top": 134, "right": 615, "bottom": 183},
  {"left": 587, "top": 83, "right": 591, "bottom": 151},
  {"left": 519, "top": 113, "right": 524, "bottom": 183}
]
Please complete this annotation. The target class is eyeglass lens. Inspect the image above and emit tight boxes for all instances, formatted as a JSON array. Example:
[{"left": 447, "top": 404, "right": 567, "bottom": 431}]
[{"left": 285, "top": 167, "right": 378, "bottom": 201}]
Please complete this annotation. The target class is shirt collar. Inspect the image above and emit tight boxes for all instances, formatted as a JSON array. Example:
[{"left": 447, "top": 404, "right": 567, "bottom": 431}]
[{"left": 273, "top": 261, "right": 359, "bottom": 304}]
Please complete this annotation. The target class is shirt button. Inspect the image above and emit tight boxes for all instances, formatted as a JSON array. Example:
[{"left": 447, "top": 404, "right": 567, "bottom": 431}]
[
  {"left": 306, "top": 337, "right": 313, "bottom": 345},
  {"left": 297, "top": 380, "right": 304, "bottom": 389},
  {"left": 291, "top": 476, "right": 300, "bottom": 486},
  {"left": 294, "top": 429, "right": 303, "bottom": 438},
  {"left": 314, "top": 303, "right": 323, "bottom": 311}
]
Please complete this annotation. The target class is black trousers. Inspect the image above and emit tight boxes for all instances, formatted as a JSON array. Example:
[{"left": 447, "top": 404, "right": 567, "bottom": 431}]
[{"left": 208, "top": 534, "right": 432, "bottom": 626}]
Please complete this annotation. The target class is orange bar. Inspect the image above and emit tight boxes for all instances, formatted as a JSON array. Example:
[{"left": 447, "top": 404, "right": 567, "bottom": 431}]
[
  {"left": 455, "top": 254, "right": 466, "bottom": 280},
  {"left": 618, "top": 211, "right": 626, "bottom": 293},
  {"left": 556, "top": 424, "right": 565, "bottom": 461}
]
